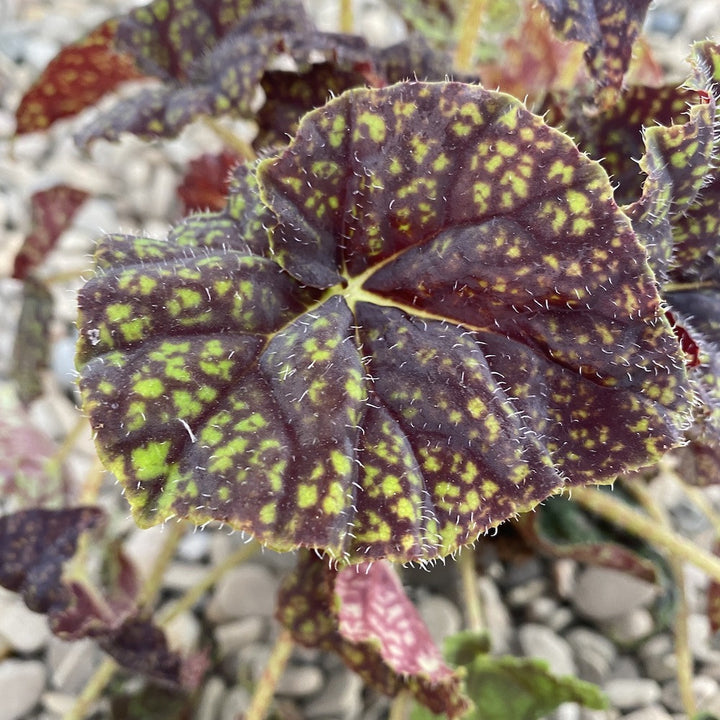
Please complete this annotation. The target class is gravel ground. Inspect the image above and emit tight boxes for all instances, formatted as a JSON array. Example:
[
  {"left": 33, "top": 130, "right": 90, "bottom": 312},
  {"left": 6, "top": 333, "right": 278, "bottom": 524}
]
[{"left": 1, "top": 2, "right": 720, "bottom": 720}]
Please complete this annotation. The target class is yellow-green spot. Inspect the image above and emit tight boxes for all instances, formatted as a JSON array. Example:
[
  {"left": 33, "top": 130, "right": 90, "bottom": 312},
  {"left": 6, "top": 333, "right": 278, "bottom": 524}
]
[
  {"left": 382, "top": 474, "right": 401, "bottom": 496},
  {"left": 328, "top": 113, "right": 346, "bottom": 148},
  {"left": 496, "top": 140, "right": 517, "bottom": 157},
  {"left": 358, "top": 111, "right": 386, "bottom": 143},
  {"left": 234, "top": 413, "right": 268, "bottom": 432},
  {"left": 323, "top": 481, "right": 346, "bottom": 515},
  {"left": 467, "top": 396, "right": 485, "bottom": 419},
  {"left": 330, "top": 450, "right": 351, "bottom": 476},
  {"left": 106, "top": 303, "right": 132, "bottom": 323},
  {"left": 131, "top": 441, "right": 171, "bottom": 481},
  {"left": 395, "top": 497, "right": 416, "bottom": 520},
  {"left": 260, "top": 502, "right": 276, "bottom": 524},
  {"left": 134, "top": 377, "right": 164, "bottom": 398},
  {"left": 297, "top": 483, "right": 318, "bottom": 509}
]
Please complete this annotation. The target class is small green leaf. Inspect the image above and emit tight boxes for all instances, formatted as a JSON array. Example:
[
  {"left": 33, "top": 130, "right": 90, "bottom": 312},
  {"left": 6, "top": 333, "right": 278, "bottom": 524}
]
[{"left": 442, "top": 631, "right": 607, "bottom": 720}]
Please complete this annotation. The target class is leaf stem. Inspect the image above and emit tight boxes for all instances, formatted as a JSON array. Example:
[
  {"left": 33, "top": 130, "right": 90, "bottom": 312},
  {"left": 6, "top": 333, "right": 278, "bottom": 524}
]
[
  {"left": 202, "top": 116, "right": 256, "bottom": 159},
  {"left": 62, "top": 521, "right": 186, "bottom": 720},
  {"left": 157, "top": 539, "right": 259, "bottom": 624},
  {"left": 454, "top": 0, "right": 485, "bottom": 73},
  {"left": 388, "top": 690, "right": 411, "bottom": 720},
  {"left": 570, "top": 485, "right": 720, "bottom": 584},
  {"left": 623, "top": 479, "right": 696, "bottom": 717},
  {"left": 62, "top": 657, "right": 117, "bottom": 720},
  {"left": 137, "top": 520, "right": 187, "bottom": 611},
  {"left": 339, "top": 0, "right": 353, "bottom": 33},
  {"left": 458, "top": 547, "right": 485, "bottom": 633},
  {"left": 245, "top": 628, "right": 295, "bottom": 720}
]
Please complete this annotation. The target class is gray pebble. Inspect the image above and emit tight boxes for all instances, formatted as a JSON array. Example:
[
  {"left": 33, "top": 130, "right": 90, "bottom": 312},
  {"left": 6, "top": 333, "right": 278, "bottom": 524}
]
[
  {"left": 0, "top": 596, "right": 50, "bottom": 654},
  {"left": 206, "top": 564, "right": 279, "bottom": 622},
  {"left": 477, "top": 576, "right": 512, "bottom": 654},
  {"left": 220, "top": 686, "right": 251, "bottom": 720},
  {"left": 417, "top": 593, "right": 461, "bottom": 648},
  {"left": 276, "top": 664, "right": 325, "bottom": 698},
  {"left": 566, "top": 627, "right": 617, "bottom": 685},
  {"left": 0, "top": 659, "right": 46, "bottom": 720},
  {"left": 572, "top": 568, "right": 658, "bottom": 622},
  {"left": 46, "top": 637, "right": 100, "bottom": 694},
  {"left": 661, "top": 675, "right": 718, "bottom": 713},
  {"left": 639, "top": 634, "right": 676, "bottom": 683},
  {"left": 214, "top": 617, "right": 266, "bottom": 657},
  {"left": 195, "top": 676, "right": 225, "bottom": 720},
  {"left": 601, "top": 608, "right": 655, "bottom": 645},
  {"left": 507, "top": 578, "right": 549, "bottom": 608},
  {"left": 304, "top": 668, "right": 363, "bottom": 719},
  {"left": 620, "top": 706, "right": 673, "bottom": 720},
  {"left": 603, "top": 678, "right": 661, "bottom": 711},
  {"left": 518, "top": 623, "right": 576, "bottom": 677}
]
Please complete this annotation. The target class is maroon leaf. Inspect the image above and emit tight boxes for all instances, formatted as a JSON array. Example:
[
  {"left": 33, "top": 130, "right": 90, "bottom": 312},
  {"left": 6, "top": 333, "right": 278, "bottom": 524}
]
[
  {"left": 277, "top": 551, "right": 470, "bottom": 718},
  {"left": 14, "top": 18, "right": 145, "bottom": 135},
  {"left": 177, "top": 151, "right": 241, "bottom": 215},
  {"left": 13, "top": 184, "right": 89, "bottom": 280}
]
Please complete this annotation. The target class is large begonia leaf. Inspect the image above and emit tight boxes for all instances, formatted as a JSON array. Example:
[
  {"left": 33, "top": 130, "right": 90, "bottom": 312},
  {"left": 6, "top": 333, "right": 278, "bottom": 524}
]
[
  {"left": 14, "top": 18, "right": 145, "bottom": 135},
  {"left": 538, "top": 0, "right": 651, "bottom": 104},
  {"left": 277, "top": 551, "right": 470, "bottom": 718},
  {"left": 77, "top": 82, "right": 692, "bottom": 565}
]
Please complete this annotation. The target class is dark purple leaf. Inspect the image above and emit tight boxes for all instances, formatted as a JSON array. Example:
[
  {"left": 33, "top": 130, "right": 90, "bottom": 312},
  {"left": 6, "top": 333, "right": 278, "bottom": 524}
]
[{"left": 76, "top": 82, "right": 692, "bottom": 565}]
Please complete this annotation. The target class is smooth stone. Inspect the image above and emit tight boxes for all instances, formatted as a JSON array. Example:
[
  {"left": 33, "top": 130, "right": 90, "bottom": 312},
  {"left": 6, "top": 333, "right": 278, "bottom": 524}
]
[
  {"left": 518, "top": 624, "right": 576, "bottom": 677},
  {"left": 276, "top": 664, "right": 325, "bottom": 698},
  {"left": 476, "top": 576, "right": 512, "bottom": 655},
  {"left": 566, "top": 627, "right": 617, "bottom": 685},
  {"left": 0, "top": 659, "right": 46, "bottom": 720},
  {"left": 220, "top": 686, "right": 251, "bottom": 720},
  {"left": 214, "top": 617, "right": 266, "bottom": 657},
  {"left": 607, "top": 655, "right": 641, "bottom": 681},
  {"left": 571, "top": 568, "right": 658, "bottom": 622},
  {"left": 417, "top": 594, "right": 462, "bottom": 648},
  {"left": 161, "top": 606, "right": 201, "bottom": 655},
  {"left": 122, "top": 525, "right": 168, "bottom": 582},
  {"left": 162, "top": 561, "right": 209, "bottom": 593},
  {"left": 602, "top": 608, "right": 655, "bottom": 645},
  {"left": 206, "top": 564, "right": 279, "bottom": 622},
  {"left": 579, "top": 710, "right": 620, "bottom": 720},
  {"left": 620, "top": 706, "right": 673, "bottom": 720},
  {"left": 176, "top": 528, "right": 211, "bottom": 562},
  {"left": 548, "top": 606, "right": 574, "bottom": 633},
  {"left": 527, "top": 596, "right": 558, "bottom": 625},
  {"left": 687, "top": 613, "right": 720, "bottom": 664},
  {"left": 546, "top": 702, "right": 581, "bottom": 720},
  {"left": 603, "top": 678, "right": 661, "bottom": 711},
  {"left": 40, "top": 691, "right": 76, "bottom": 716},
  {"left": 502, "top": 557, "right": 545, "bottom": 588},
  {"left": 47, "top": 637, "right": 100, "bottom": 693},
  {"left": 506, "top": 578, "right": 549, "bottom": 608},
  {"left": 195, "top": 676, "right": 225, "bottom": 720},
  {"left": 304, "top": 667, "right": 363, "bottom": 719},
  {"left": 0, "top": 596, "right": 51, "bottom": 653},
  {"left": 639, "top": 634, "right": 676, "bottom": 682},
  {"left": 661, "top": 675, "right": 718, "bottom": 713}
]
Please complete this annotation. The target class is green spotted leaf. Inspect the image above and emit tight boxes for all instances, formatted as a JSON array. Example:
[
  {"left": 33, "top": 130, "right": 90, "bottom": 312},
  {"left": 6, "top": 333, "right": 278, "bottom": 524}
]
[
  {"left": 538, "top": 0, "right": 651, "bottom": 104},
  {"left": 77, "top": 82, "right": 692, "bottom": 565}
]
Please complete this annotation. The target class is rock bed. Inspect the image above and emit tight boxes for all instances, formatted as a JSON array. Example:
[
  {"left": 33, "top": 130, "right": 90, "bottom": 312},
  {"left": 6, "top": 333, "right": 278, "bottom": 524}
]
[{"left": 1, "top": 1, "right": 720, "bottom": 719}]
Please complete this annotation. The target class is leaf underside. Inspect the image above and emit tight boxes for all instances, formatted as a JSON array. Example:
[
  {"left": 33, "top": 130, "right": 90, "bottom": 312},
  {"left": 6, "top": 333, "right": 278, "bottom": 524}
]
[
  {"left": 77, "top": 81, "right": 691, "bottom": 565},
  {"left": 277, "top": 551, "right": 470, "bottom": 718}
]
